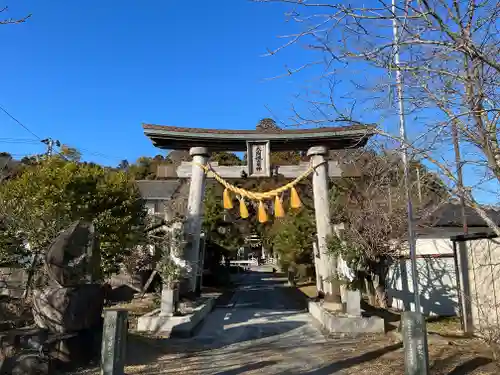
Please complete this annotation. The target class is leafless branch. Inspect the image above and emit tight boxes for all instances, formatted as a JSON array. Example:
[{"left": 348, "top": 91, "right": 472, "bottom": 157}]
[
  {"left": 0, "top": 6, "right": 31, "bottom": 25},
  {"left": 257, "top": 0, "right": 499, "bottom": 234}
]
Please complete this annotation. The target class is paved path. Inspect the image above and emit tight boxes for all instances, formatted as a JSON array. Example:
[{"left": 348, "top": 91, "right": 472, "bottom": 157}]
[
  {"left": 74, "top": 266, "right": 390, "bottom": 375},
  {"left": 194, "top": 266, "right": 322, "bottom": 350}
]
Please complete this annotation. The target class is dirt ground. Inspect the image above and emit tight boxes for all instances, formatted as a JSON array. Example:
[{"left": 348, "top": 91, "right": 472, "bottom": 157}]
[
  {"left": 311, "top": 333, "right": 498, "bottom": 375},
  {"left": 295, "top": 282, "right": 499, "bottom": 374}
]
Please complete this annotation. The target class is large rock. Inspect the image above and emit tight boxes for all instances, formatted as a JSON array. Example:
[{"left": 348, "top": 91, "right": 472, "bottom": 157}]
[
  {"left": 32, "top": 284, "right": 104, "bottom": 333},
  {"left": 45, "top": 220, "right": 101, "bottom": 287}
]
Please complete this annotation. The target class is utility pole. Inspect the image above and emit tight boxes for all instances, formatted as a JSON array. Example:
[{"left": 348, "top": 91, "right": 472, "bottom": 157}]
[
  {"left": 416, "top": 166, "right": 423, "bottom": 204},
  {"left": 391, "top": 0, "right": 420, "bottom": 314},
  {"left": 41, "top": 138, "right": 61, "bottom": 157},
  {"left": 451, "top": 119, "right": 473, "bottom": 334},
  {"left": 391, "top": 0, "right": 429, "bottom": 373},
  {"left": 451, "top": 121, "right": 468, "bottom": 234}
]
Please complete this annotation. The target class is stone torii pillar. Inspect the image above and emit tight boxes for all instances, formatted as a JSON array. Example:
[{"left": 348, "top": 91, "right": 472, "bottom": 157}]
[
  {"left": 183, "top": 147, "right": 209, "bottom": 295},
  {"left": 308, "top": 146, "right": 342, "bottom": 309}
]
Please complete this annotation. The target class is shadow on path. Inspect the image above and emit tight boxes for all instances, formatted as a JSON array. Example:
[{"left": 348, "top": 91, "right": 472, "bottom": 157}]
[
  {"left": 214, "top": 360, "right": 278, "bottom": 375},
  {"left": 447, "top": 357, "right": 492, "bottom": 374},
  {"left": 193, "top": 319, "right": 306, "bottom": 347},
  {"left": 276, "top": 343, "right": 403, "bottom": 375}
]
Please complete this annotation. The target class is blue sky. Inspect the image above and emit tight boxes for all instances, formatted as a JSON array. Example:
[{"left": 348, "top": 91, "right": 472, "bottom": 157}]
[
  {"left": 1, "top": 0, "right": 323, "bottom": 164},
  {"left": 1, "top": 1, "right": 497, "bottom": 204}
]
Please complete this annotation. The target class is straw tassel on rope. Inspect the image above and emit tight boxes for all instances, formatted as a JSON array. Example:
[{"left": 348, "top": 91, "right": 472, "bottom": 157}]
[
  {"left": 239, "top": 198, "right": 249, "bottom": 219},
  {"left": 258, "top": 201, "right": 268, "bottom": 223},
  {"left": 223, "top": 188, "right": 233, "bottom": 209},
  {"left": 193, "top": 161, "right": 313, "bottom": 221},
  {"left": 274, "top": 195, "right": 285, "bottom": 218},
  {"left": 290, "top": 186, "right": 302, "bottom": 209}
]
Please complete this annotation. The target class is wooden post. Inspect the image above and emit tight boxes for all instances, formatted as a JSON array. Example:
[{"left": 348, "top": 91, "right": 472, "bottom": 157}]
[
  {"left": 101, "top": 309, "right": 128, "bottom": 375},
  {"left": 457, "top": 241, "right": 473, "bottom": 334}
]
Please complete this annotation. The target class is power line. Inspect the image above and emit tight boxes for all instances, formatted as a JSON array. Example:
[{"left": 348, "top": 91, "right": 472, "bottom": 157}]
[
  {"left": 0, "top": 137, "right": 39, "bottom": 141},
  {"left": 0, "top": 105, "right": 64, "bottom": 157},
  {"left": 77, "top": 147, "right": 123, "bottom": 162},
  {"left": 0, "top": 105, "right": 41, "bottom": 140},
  {"left": 0, "top": 105, "right": 133, "bottom": 165},
  {"left": 0, "top": 138, "right": 41, "bottom": 145}
]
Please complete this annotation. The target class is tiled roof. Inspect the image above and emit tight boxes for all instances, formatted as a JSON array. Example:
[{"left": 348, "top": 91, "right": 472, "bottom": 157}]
[
  {"left": 419, "top": 202, "right": 500, "bottom": 228},
  {"left": 136, "top": 180, "right": 182, "bottom": 200}
]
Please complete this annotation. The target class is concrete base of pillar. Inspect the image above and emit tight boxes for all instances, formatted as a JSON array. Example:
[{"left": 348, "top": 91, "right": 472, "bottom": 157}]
[
  {"left": 322, "top": 301, "right": 344, "bottom": 312},
  {"left": 159, "top": 287, "right": 178, "bottom": 317},
  {"left": 137, "top": 294, "right": 218, "bottom": 337},
  {"left": 324, "top": 291, "right": 342, "bottom": 304},
  {"left": 309, "top": 300, "right": 385, "bottom": 335}
]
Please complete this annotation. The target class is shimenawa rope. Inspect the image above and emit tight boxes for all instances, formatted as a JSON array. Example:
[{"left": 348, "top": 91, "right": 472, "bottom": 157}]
[{"left": 192, "top": 161, "right": 317, "bottom": 222}]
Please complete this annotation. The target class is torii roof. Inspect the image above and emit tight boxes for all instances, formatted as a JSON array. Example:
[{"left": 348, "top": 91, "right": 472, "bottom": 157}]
[{"left": 143, "top": 124, "right": 376, "bottom": 152}]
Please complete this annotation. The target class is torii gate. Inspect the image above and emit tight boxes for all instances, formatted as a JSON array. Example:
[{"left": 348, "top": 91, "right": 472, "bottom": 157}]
[{"left": 143, "top": 123, "right": 375, "bottom": 305}]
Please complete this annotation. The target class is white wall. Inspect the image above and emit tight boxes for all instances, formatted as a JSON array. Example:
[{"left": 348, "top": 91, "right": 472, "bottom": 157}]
[
  {"left": 387, "top": 227, "right": 495, "bottom": 317},
  {"left": 387, "top": 230, "right": 465, "bottom": 316},
  {"left": 387, "top": 253, "right": 458, "bottom": 316}
]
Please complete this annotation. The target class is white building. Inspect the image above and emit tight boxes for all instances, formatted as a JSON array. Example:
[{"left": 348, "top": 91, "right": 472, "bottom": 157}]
[
  {"left": 387, "top": 203, "right": 500, "bottom": 317},
  {"left": 136, "top": 180, "right": 184, "bottom": 221}
]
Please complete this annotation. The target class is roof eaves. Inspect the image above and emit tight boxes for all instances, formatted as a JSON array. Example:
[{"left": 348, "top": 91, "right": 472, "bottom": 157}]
[{"left": 142, "top": 123, "right": 377, "bottom": 135}]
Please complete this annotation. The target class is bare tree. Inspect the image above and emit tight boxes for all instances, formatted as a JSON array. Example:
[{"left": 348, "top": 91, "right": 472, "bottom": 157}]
[
  {"left": 328, "top": 148, "right": 445, "bottom": 306},
  {"left": 256, "top": 0, "right": 500, "bottom": 234}
]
